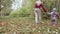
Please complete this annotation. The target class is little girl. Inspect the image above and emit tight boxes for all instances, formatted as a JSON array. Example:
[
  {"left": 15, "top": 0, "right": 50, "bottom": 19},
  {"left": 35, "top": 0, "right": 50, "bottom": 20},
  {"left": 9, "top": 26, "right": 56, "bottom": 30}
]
[{"left": 48, "top": 8, "right": 59, "bottom": 26}]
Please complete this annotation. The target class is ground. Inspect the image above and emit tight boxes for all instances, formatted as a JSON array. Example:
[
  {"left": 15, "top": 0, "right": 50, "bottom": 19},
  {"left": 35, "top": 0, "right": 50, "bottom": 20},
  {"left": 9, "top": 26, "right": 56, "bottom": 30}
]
[{"left": 0, "top": 16, "right": 60, "bottom": 34}]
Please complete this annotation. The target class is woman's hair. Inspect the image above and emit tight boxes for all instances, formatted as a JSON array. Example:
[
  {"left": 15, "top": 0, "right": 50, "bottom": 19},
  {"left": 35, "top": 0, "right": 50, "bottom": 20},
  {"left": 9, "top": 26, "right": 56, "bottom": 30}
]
[{"left": 37, "top": 0, "right": 42, "bottom": 1}]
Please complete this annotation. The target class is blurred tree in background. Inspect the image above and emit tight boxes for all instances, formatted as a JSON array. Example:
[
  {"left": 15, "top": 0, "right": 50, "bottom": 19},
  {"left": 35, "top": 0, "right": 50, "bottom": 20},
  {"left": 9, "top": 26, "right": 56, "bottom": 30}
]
[{"left": 0, "top": 0, "right": 12, "bottom": 16}]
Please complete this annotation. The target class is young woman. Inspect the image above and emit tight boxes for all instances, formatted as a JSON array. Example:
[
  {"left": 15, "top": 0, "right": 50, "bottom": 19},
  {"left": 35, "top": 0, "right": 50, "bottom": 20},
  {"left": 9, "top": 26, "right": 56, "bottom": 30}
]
[{"left": 34, "top": 0, "right": 47, "bottom": 23}]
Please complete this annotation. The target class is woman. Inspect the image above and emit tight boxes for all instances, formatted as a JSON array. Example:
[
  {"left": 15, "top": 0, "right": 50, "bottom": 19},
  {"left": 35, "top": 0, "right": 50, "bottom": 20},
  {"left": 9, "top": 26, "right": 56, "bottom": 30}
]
[{"left": 34, "top": 0, "right": 47, "bottom": 23}]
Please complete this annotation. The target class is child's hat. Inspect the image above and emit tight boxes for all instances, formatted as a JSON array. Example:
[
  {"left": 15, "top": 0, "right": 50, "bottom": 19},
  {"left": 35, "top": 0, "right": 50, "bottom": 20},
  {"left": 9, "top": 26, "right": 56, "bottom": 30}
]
[{"left": 53, "top": 8, "right": 56, "bottom": 10}]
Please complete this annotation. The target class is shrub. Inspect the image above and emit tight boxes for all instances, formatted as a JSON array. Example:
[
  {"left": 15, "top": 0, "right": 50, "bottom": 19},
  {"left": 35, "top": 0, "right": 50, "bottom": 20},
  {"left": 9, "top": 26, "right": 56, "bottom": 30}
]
[{"left": 9, "top": 7, "right": 30, "bottom": 17}]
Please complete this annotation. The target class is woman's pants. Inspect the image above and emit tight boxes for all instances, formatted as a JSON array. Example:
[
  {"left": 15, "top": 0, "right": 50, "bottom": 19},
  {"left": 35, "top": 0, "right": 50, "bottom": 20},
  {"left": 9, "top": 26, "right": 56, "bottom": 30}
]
[{"left": 34, "top": 9, "right": 41, "bottom": 23}]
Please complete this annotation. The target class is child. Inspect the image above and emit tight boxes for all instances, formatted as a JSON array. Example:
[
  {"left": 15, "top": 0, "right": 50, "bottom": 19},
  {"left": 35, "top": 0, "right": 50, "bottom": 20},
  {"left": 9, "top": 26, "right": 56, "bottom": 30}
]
[{"left": 48, "top": 8, "right": 59, "bottom": 26}]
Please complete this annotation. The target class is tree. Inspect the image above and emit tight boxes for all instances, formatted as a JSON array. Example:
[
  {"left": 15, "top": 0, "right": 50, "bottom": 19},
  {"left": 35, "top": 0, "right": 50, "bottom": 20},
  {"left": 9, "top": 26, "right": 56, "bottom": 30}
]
[{"left": 0, "top": 0, "right": 12, "bottom": 16}]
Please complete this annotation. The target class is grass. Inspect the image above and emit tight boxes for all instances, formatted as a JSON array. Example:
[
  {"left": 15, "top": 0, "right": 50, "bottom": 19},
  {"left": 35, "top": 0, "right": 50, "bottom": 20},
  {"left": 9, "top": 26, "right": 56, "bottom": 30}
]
[{"left": 0, "top": 16, "right": 60, "bottom": 34}]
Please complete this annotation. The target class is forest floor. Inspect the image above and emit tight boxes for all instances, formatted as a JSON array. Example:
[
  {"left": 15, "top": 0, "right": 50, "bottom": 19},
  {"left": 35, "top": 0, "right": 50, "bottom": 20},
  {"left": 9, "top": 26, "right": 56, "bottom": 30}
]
[{"left": 0, "top": 16, "right": 60, "bottom": 34}]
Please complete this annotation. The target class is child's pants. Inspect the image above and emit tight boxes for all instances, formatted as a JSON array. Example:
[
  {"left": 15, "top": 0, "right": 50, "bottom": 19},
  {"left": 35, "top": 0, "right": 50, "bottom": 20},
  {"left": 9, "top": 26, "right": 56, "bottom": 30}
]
[
  {"left": 34, "top": 8, "right": 41, "bottom": 23},
  {"left": 51, "top": 17, "right": 57, "bottom": 25}
]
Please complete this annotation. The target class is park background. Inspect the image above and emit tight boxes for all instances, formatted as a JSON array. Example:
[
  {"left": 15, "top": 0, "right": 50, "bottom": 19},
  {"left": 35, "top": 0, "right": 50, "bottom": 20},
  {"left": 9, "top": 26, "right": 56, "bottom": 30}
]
[{"left": 0, "top": 0, "right": 60, "bottom": 34}]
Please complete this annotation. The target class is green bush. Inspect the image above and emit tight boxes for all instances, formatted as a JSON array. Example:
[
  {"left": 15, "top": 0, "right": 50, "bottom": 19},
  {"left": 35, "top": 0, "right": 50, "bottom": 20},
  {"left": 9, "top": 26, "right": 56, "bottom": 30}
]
[
  {"left": 9, "top": 11, "right": 19, "bottom": 17},
  {"left": 9, "top": 7, "right": 31, "bottom": 17}
]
